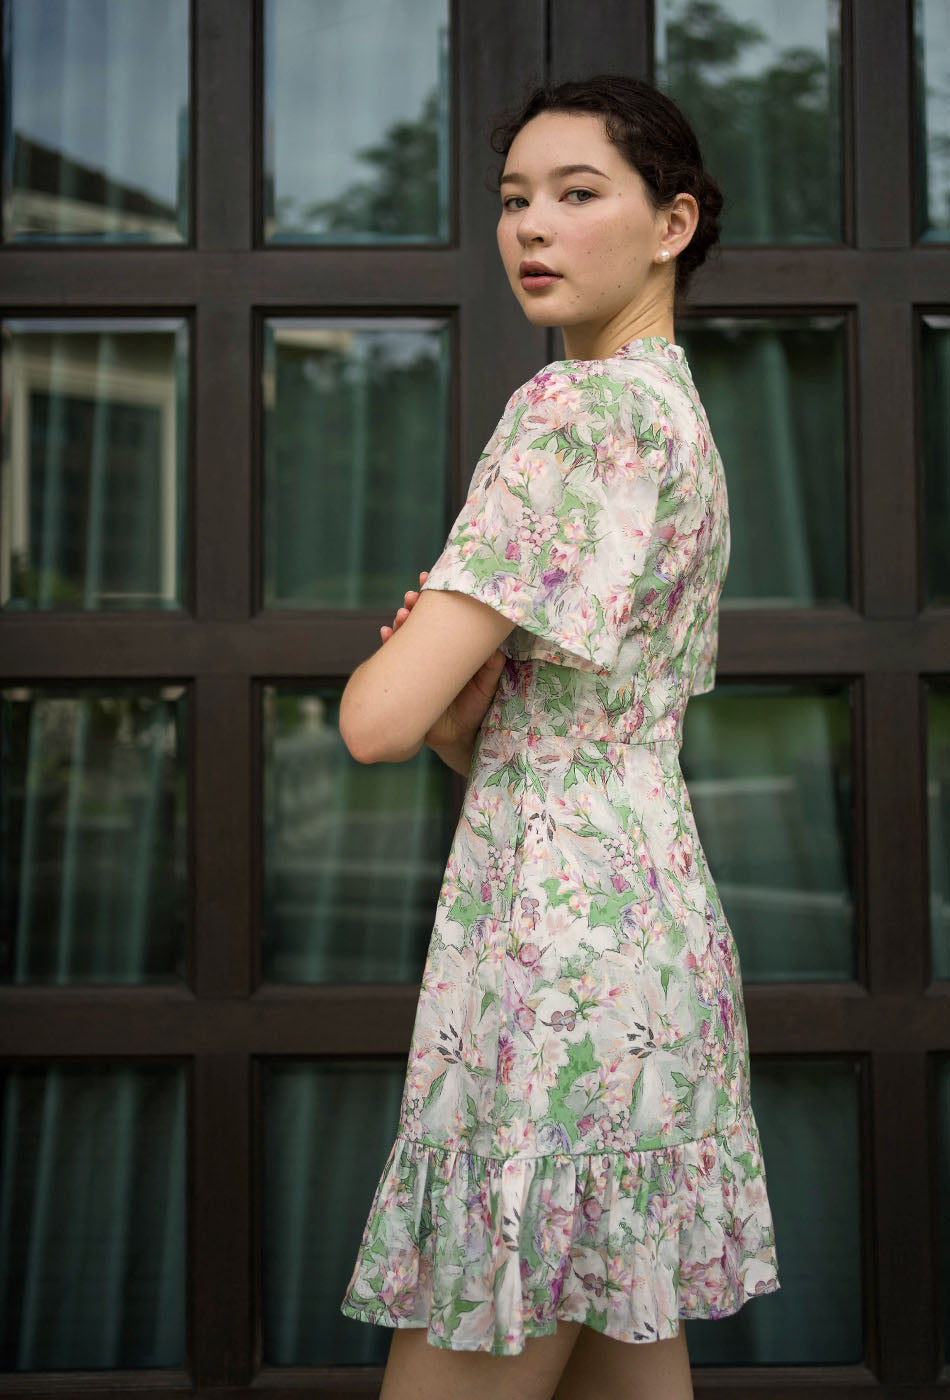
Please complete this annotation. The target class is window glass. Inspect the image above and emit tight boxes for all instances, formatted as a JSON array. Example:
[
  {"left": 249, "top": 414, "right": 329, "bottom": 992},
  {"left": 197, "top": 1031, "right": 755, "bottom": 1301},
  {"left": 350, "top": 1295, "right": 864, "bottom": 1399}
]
[
  {"left": 0, "top": 686, "right": 188, "bottom": 985},
  {"left": 677, "top": 317, "right": 848, "bottom": 608},
  {"left": 680, "top": 684, "right": 854, "bottom": 982},
  {"left": 261, "top": 1058, "right": 403, "bottom": 1366},
  {"left": 686, "top": 1057, "right": 863, "bottom": 1364},
  {"left": 1, "top": 318, "right": 188, "bottom": 611},
  {"left": 916, "top": 0, "right": 950, "bottom": 241},
  {"left": 0, "top": 1062, "right": 187, "bottom": 1369},
  {"left": 922, "top": 316, "right": 950, "bottom": 604},
  {"left": 927, "top": 682, "right": 950, "bottom": 979},
  {"left": 263, "top": 0, "right": 450, "bottom": 243},
  {"left": 262, "top": 686, "right": 452, "bottom": 984},
  {"left": 655, "top": 0, "right": 842, "bottom": 244},
  {"left": 2, "top": 0, "right": 189, "bottom": 244},
  {"left": 262, "top": 319, "right": 449, "bottom": 610}
]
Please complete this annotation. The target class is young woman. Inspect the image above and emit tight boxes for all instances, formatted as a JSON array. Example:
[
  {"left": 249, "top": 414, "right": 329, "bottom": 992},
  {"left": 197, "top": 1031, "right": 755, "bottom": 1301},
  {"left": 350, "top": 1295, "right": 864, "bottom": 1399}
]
[{"left": 339, "top": 75, "right": 781, "bottom": 1400}]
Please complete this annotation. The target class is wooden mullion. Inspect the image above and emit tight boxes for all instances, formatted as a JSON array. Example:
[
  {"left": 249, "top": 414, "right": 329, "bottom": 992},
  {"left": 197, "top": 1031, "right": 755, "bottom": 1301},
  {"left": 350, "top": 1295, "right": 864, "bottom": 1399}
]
[
  {"left": 194, "top": 0, "right": 254, "bottom": 252},
  {"left": 191, "top": 1052, "right": 253, "bottom": 1387},
  {"left": 549, "top": 0, "right": 651, "bottom": 82},
  {"left": 851, "top": 0, "right": 914, "bottom": 250}
]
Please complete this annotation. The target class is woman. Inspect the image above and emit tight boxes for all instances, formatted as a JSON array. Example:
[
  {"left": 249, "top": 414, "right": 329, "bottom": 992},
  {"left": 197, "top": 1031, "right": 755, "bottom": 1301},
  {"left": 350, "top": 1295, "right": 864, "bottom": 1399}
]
[{"left": 339, "top": 74, "right": 780, "bottom": 1400}]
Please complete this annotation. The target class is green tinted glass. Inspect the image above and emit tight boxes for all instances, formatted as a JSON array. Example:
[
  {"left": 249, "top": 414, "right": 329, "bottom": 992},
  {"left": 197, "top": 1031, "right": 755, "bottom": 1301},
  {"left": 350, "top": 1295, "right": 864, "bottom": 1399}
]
[
  {"left": 1, "top": 319, "right": 189, "bottom": 611},
  {"left": 685, "top": 1057, "right": 862, "bottom": 1364},
  {"left": 927, "top": 683, "right": 950, "bottom": 978},
  {"left": 655, "top": 0, "right": 842, "bottom": 244},
  {"left": 262, "top": 319, "right": 449, "bottom": 609},
  {"left": 678, "top": 317, "right": 848, "bottom": 607},
  {"left": 262, "top": 1058, "right": 403, "bottom": 1365},
  {"left": 263, "top": 0, "right": 450, "bottom": 243},
  {"left": 2, "top": 0, "right": 189, "bottom": 244},
  {"left": 680, "top": 684, "right": 854, "bottom": 981},
  {"left": 0, "top": 1063, "right": 187, "bottom": 1369},
  {"left": 262, "top": 686, "right": 452, "bottom": 983},
  {"left": 0, "top": 687, "right": 188, "bottom": 985},
  {"left": 922, "top": 317, "right": 950, "bottom": 603},
  {"left": 916, "top": 0, "right": 950, "bottom": 241}
]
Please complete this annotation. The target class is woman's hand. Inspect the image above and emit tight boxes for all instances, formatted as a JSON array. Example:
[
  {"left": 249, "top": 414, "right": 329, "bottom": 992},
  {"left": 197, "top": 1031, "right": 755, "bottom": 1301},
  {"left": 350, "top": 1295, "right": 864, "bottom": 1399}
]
[{"left": 380, "top": 570, "right": 506, "bottom": 757}]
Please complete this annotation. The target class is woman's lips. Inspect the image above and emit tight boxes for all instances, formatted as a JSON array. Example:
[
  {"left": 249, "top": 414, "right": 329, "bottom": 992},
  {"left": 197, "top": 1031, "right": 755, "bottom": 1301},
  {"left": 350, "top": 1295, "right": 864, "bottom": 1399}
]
[{"left": 520, "top": 272, "right": 562, "bottom": 291}]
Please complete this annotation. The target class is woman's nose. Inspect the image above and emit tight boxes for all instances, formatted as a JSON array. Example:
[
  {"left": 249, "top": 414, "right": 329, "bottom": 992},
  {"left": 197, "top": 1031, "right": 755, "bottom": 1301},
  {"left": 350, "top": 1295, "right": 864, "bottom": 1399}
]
[{"left": 517, "top": 207, "right": 551, "bottom": 244}]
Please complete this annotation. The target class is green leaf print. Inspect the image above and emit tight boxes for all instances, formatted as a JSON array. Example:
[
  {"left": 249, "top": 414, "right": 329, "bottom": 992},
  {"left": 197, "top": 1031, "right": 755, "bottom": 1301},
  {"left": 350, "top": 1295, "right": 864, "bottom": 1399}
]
[
  {"left": 480, "top": 988, "right": 497, "bottom": 1019},
  {"left": 735, "top": 1150, "right": 763, "bottom": 1179},
  {"left": 589, "top": 891, "right": 637, "bottom": 931},
  {"left": 543, "top": 1033, "right": 599, "bottom": 1145},
  {"left": 540, "top": 875, "right": 576, "bottom": 908},
  {"left": 422, "top": 1070, "right": 446, "bottom": 1111}
]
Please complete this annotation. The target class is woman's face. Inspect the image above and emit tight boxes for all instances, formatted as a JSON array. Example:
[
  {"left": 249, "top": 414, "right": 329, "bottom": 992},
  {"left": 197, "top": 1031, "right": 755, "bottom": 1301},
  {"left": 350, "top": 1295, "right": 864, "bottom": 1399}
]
[{"left": 496, "top": 110, "right": 676, "bottom": 345}]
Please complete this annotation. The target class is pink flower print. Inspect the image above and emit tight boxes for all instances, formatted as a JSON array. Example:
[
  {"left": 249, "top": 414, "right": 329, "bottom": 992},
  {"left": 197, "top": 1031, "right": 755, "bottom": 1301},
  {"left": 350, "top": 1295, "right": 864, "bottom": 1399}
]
[
  {"left": 514, "top": 1005, "right": 536, "bottom": 1032},
  {"left": 670, "top": 835, "right": 694, "bottom": 879},
  {"left": 505, "top": 540, "right": 521, "bottom": 561},
  {"left": 582, "top": 1197, "right": 603, "bottom": 1226},
  {"left": 518, "top": 941, "right": 541, "bottom": 967},
  {"left": 577, "top": 1114, "right": 595, "bottom": 1135}
]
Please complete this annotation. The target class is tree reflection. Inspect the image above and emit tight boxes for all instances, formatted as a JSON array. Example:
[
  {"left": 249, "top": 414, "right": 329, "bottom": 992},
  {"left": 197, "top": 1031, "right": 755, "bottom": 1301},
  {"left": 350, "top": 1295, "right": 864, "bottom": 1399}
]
[
  {"left": 658, "top": 0, "right": 841, "bottom": 243},
  {"left": 272, "top": 87, "right": 444, "bottom": 242}
]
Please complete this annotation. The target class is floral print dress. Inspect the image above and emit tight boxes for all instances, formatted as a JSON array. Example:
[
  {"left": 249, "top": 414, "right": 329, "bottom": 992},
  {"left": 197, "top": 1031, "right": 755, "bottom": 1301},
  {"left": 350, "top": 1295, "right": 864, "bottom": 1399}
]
[{"left": 340, "top": 335, "right": 781, "bottom": 1354}]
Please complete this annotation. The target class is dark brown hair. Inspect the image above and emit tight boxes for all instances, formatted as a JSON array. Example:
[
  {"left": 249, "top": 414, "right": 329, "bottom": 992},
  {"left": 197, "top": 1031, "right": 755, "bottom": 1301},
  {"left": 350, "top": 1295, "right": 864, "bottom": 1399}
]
[{"left": 489, "top": 74, "right": 723, "bottom": 314}]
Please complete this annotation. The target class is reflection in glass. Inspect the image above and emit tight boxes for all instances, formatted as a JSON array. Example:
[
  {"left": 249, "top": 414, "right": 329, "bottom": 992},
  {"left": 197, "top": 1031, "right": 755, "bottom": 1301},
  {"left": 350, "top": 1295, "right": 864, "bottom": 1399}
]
[
  {"left": 655, "top": 0, "right": 842, "bottom": 244},
  {"left": 678, "top": 317, "right": 848, "bottom": 607},
  {"left": 685, "top": 1057, "right": 862, "bottom": 1364},
  {"left": 263, "top": 0, "right": 450, "bottom": 243},
  {"left": 922, "top": 316, "right": 950, "bottom": 603},
  {"left": 262, "top": 319, "right": 449, "bottom": 609},
  {"left": 3, "top": 0, "right": 189, "bottom": 244},
  {"left": 262, "top": 1058, "right": 402, "bottom": 1365},
  {"left": 937, "top": 1059, "right": 950, "bottom": 1360},
  {"left": 262, "top": 686, "right": 452, "bottom": 983},
  {"left": 915, "top": 0, "right": 950, "bottom": 240},
  {"left": 0, "top": 686, "right": 188, "bottom": 985},
  {"left": 1, "top": 319, "right": 188, "bottom": 610},
  {"left": 927, "top": 683, "right": 950, "bottom": 978},
  {"left": 680, "top": 684, "right": 853, "bottom": 982},
  {"left": 0, "top": 1062, "right": 186, "bottom": 1369}
]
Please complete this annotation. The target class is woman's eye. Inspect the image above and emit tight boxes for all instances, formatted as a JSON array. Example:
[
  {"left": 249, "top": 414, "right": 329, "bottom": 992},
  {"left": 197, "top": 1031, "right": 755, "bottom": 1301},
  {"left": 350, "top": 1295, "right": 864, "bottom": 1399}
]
[
  {"left": 502, "top": 195, "right": 528, "bottom": 211},
  {"left": 565, "top": 188, "right": 595, "bottom": 203}
]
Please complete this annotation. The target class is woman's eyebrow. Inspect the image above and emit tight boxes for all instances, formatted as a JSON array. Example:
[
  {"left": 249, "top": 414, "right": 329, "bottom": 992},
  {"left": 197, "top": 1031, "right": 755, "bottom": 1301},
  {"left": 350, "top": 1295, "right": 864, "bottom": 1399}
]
[{"left": 499, "top": 163, "right": 612, "bottom": 186}]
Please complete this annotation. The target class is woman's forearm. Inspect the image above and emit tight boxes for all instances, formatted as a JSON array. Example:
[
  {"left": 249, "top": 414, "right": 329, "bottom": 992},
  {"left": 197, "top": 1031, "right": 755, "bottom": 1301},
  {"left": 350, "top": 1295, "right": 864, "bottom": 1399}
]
[{"left": 426, "top": 732, "right": 476, "bottom": 778}]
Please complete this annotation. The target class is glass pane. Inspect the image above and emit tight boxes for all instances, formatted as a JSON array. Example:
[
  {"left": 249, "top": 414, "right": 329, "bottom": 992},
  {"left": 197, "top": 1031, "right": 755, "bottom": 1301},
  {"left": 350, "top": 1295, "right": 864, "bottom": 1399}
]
[
  {"left": 262, "top": 1058, "right": 403, "bottom": 1365},
  {"left": 678, "top": 317, "right": 848, "bottom": 608},
  {"left": 1, "top": 318, "right": 189, "bottom": 611},
  {"left": 922, "top": 316, "right": 950, "bottom": 603},
  {"left": 680, "top": 684, "right": 854, "bottom": 982},
  {"left": 916, "top": 0, "right": 950, "bottom": 241},
  {"left": 3, "top": 0, "right": 189, "bottom": 244},
  {"left": 0, "top": 686, "right": 188, "bottom": 985},
  {"left": 263, "top": 0, "right": 450, "bottom": 244},
  {"left": 262, "top": 319, "right": 449, "bottom": 609},
  {"left": 686, "top": 1057, "right": 862, "bottom": 1364},
  {"left": 0, "top": 1062, "right": 187, "bottom": 1369},
  {"left": 927, "top": 683, "right": 950, "bottom": 978},
  {"left": 937, "top": 1058, "right": 950, "bottom": 1360},
  {"left": 262, "top": 686, "right": 452, "bottom": 983},
  {"left": 655, "top": 0, "right": 842, "bottom": 244}
]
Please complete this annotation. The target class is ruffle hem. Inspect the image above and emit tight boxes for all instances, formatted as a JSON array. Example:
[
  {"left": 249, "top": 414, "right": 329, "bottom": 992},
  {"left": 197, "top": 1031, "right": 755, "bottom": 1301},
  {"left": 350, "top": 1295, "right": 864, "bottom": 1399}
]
[{"left": 340, "top": 1106, "right": 781, "bottom": 1355}]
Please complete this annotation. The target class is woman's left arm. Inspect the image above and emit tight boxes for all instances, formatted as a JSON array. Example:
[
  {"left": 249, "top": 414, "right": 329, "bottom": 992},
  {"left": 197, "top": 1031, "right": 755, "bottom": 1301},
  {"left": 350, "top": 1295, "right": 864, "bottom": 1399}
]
[{"left": 339, "top": 588, "right": 515, "bottom": 764}]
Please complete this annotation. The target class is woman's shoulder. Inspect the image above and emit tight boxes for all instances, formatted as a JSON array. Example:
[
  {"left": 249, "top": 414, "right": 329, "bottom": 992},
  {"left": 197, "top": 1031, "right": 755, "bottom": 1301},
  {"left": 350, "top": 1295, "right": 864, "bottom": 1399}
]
[{"left": 502, "top": 354, "right": 667, "bottom": 432}]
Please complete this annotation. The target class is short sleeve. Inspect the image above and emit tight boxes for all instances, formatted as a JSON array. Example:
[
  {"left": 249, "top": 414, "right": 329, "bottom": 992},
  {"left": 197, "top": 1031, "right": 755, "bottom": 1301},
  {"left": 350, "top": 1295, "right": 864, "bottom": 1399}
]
[{"left": 421, "top": 364, "right": 661, "bottom": 676}]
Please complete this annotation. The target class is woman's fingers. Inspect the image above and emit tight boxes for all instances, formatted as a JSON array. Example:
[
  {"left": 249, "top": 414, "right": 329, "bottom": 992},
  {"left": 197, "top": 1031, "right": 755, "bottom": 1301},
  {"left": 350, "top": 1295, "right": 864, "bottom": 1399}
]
[{"left": 380, "top": 573, "right": 430, "bottom": 644}]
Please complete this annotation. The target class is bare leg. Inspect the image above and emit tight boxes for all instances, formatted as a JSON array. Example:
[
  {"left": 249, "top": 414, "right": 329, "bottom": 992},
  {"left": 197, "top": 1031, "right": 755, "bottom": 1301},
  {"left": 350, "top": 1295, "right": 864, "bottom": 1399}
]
[
  {"left": 379, "top": 1319, "right": 583, "bottom": 1400},
  {"left": 553, "top": 1324, "right": 693, "bottom": 1400}
]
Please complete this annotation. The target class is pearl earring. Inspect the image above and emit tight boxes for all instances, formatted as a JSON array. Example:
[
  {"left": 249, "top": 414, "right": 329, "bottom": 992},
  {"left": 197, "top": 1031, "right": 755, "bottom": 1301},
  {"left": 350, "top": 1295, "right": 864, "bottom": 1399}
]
[{"left": 659, "top": 249, "right": 671, "bottom": 262}]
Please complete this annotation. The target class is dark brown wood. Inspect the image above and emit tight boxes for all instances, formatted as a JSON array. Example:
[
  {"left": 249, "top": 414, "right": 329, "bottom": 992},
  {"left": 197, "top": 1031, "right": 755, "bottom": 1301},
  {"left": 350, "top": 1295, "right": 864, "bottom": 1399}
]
[
  {"left": 851, "top": 0, "right": 914, "bottom": 250},
  {"left": 193, "top": 676, "right": 254, "bottom": 998},
  {"left": 549, "top": 0, "right": 651, "bottom": 83},
  {"left": 196, "top": 0, "right": 254, "bottom": 251},
  {"left": 868, "top": 1053, "right": 938, "bottom": 1382},
  {"left": 192, "top": 1053, "right": 254, "bottom": 1386}
]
